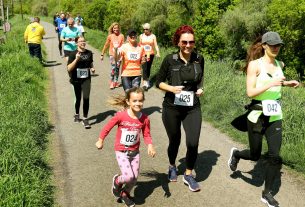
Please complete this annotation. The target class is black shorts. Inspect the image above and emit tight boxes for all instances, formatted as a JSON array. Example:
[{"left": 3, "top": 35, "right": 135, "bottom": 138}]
[{"left": 64, "top": 50, "right": 74, "bottom": 57}]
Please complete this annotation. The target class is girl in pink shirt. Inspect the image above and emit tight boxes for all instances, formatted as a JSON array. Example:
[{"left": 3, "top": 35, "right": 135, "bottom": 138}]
[{"left": 96, "top": 87, "right": 156, "bottom": 207}]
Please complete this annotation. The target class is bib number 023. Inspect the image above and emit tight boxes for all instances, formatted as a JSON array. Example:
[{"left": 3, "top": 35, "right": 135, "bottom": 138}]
[{"left": 174, "top": 91, "right": 194, "bottom": 106}]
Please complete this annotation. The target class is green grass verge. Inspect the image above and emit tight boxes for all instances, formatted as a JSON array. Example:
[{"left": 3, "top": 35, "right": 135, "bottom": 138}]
[{"left": 0, "top": 16, "right": 53, "bottom": 206}]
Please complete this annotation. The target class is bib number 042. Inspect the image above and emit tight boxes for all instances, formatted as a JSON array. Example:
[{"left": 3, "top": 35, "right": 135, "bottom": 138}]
[{"left": 262, "top": 100, "right": 282, "bottom": 116}]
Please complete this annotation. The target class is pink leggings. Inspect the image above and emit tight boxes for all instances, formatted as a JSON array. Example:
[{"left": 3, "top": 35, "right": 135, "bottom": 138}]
[{"left": 115, "top": 151, "right": 140, "bottom": 193}]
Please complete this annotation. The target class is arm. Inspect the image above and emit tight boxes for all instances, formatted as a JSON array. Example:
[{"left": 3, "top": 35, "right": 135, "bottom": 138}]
[
  {"left": 156, "top": 55, "right": 184, "bottom": 94},
  {"left": 96, "top": 113, "right": 120, "bottom": 149},
  {"left": 24, "top": 26, "right": 29, "bottom": 43},
  {"left": 153, "top": 35, "right": 160, "bottom": 57},
  {"left": 142, "top": 118, "right": 156, "bottom": 157},
  {"left": 67, "top": 52, "right": 80, "bottom": 72},
  {"left": 195, "top": 55, "right": 205, "bottom": 96},
  {"left": 100, "top": 35, "right": 111, "bottom": 60},
  {"left": 246, "top": 60, "right": 284, "bottom": 98}
]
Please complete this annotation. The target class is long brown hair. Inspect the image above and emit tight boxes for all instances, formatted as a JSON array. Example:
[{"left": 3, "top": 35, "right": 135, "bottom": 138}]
[
  {"left": 243, "top": 36, "right": 264, "bottom": 72},
  {"left": 107, "top": 87, "right": 145, "bottom": 109},
  {"left": 108, "top": 22, "right": 120, "bottom": 35}
]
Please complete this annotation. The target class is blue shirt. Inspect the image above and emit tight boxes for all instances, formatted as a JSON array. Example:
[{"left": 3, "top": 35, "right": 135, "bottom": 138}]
[
  {"left": 60, "top": 27, "right": 80, "bottom": 51},
  {"left": 55, "top": 18, "right": 67, "bottom": 34}
]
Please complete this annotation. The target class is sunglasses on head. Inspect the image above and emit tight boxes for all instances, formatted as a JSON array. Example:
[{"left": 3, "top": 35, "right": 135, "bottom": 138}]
[{"left": 181, "top": 40, "right": 195, "bottom": 46}]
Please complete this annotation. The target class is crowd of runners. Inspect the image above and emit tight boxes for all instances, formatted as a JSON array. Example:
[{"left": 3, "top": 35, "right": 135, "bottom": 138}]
[{"left": 24, "top": 13, "right": 301, "bottom": 207}]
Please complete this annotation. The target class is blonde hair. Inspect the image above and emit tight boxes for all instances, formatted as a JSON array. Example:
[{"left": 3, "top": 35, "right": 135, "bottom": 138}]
[
  {"left": 108, "top": 22, "right": 120, "bottom": 35},
  {"left": 107, "top": 87, "right": 145, "bottom": 109},
  {"left": 142, "top": 23, "right": 151, "bottom": 30}
]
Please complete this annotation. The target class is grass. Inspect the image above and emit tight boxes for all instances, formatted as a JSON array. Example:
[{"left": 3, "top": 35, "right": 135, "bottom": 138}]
[{"left": 0, "top": 16, "right": 53, "bottom": 206}]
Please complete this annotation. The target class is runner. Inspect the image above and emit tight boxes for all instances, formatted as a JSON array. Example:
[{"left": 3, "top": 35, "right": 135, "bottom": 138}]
[
  {"left": 155, "top": 25, "right": 204, "bottom": 192},
  {"left": 100, "top": 22, "right": 125, "bottom": 89},
  {"left": 228, "top": 31, "right": 299, "bottom": 207},
  {"left": 23, "top": 16, "right": 45, "bottom": 63},
  {"left": 74, "top": 19, "right": 85, "bottom": 37},
  {"left": 67, "top": 36, "right": 95, "bottom": 129},
  {"left": 119, "top": 29, "right": 146, "bottom": 92},
  {"left": 54, "top": 13, "right": 67, "bottom": 56},
  {"left": 139, "top": 23, "right": 160, "bottom": 90},
  {"left": 95, "top": 87, "right": 156, "bottom": 207},
  {"left": 60, "top": 18, "right": 81, "bottom": 61}
]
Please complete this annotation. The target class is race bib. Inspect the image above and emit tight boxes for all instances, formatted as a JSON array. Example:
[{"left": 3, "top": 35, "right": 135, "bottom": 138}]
[
  {"left": 120, "top": 130, "right": 139, "bottom": 146},
  {"left": 59, "top": 23, "right": 65, "bottom": 28},
  {"left": 174, "top": 91, "right": 194, "bottom": 106},
  {"left": 143, "top": 45, "right": 152, "bottom": 52},
  {"left": 76, "top": 68, "right": 89, "bottom": 78},
  {"left": 127, "top": 52, "right": 140, "bottom": 61},
  {"left": 262, "top": 100, "right": 282, "bottom": 116}
]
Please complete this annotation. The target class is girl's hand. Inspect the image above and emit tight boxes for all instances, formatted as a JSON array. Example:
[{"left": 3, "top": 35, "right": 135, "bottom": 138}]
[
  {"left": 171, "top": 86, "right": 184, "bottom": 94},
  {"left": 95, "top": 139, "right": 104, "bottom": 150},
  {"left": 147, "top": 144, "right": 156, "bottom": 158},
  {"left": 195, "top": 88, "right": 204, "bottom": 97},
  {"left": 284, "top": 80, "right": 299, "bottom": 88}
]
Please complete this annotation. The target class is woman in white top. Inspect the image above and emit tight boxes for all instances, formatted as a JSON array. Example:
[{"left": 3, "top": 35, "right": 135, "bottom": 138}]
[{"left": 139, "top": 23, "right": 160, "bottom": 90}]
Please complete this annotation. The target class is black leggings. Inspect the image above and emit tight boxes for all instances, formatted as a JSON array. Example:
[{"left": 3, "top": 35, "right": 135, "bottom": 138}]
[
  {"left": 162, "top": 106, "right": 202, "bottom": 170},
  {"left": 235, "top": 117, "right": 282, "bottom": 192},
  {"left": 142, "top": 54, "right": 155, "bottom": 81},
  {"left": 72, "top": 79, "right": 91, "bottom": 117},
  {"left": 121, "top": 76, "right": 141, "bottom": 92},
  {"left": 58, "top": 33, "right": 62, "bottom": 52}
]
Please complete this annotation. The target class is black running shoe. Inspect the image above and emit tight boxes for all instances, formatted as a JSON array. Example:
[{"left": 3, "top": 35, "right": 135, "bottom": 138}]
[
  {"left": 168, "top": 165, "right": 178, "bottom": 182},
  {"left": 112, "top": 174, "right": 122, "bottom": 198},
  {"left": 74, "top": 114, "right": 80, "bottom": 122},
  {"left": 120, "top": 191, "right": 135, "bottom": 207},
  {"left": 228, "top": 147, "right": 240, "bottom": 171},
  {"left": 261, "top": 191, "right": 280, "bottom": 207},
  {"left": 82, "top": 119, "right": 91, "bottom": 129}
]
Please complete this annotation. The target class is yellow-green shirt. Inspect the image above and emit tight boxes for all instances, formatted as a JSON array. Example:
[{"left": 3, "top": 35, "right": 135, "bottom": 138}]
[
  {"left": 248, "top": 58, "right": 283, "bottom": 123},
  {"left": 24, "top": 22, "right": 45, "bottom": 44}
]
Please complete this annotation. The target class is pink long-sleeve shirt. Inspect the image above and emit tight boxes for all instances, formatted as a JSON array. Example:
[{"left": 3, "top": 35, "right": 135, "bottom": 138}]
[{"left": 99, "top": 110, "right": 153, "bottom": 151}]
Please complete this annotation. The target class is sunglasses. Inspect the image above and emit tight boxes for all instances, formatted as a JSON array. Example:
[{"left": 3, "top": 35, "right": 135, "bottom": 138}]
[
  {"left": 181, "top": 40, "right": 195, "bottom": 46},
  {"left": 143, "top": 29, "right": 149, "bottom": 31}
]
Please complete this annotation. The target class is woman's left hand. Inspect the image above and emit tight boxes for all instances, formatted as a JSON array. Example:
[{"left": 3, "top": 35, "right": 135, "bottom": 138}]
[
  {"left": 195, "top": 88, "right": 204, "bottom": 97},
  {"left": 90, "top": 68, "right": 95, "bottom": 74},
  {"left": 284, "top": 80, "right": 299, "bottom": 88}
]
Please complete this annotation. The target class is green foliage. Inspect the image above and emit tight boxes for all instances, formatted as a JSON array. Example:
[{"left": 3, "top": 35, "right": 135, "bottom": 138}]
[
  {"left": 32, "top": 2, "right": 48, "bottom": 16},
  {"left": 83, "top": 0, "right": 107, "bottom": 29},
  {"left": 0, "top": 16, "right": 53, "bottom": 206},
  {"left": 267, "top": 0, "right": 305, "bottom": 80},
  {"left": 193, "top": 0, "right": 233, "bottom": 59},
  {"left": 219, "top": 0, "right": 271, "bottom": 60}
]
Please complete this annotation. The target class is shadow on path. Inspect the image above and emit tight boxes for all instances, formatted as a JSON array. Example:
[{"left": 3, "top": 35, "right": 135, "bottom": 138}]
[
  {"left": 142, "top": 106, "right": 162, "bottom": 116},
  {"left": 88, "top": 110, "right": 116, "bottom": 125},
  {"left": 177, "top": 150, "right": 220, "bottom": 182},
  {"left": 133, "top": 170, "right": 170, "bottom": 205},
  {"left": 229, "top": 157, "right": 282, "bottom": 195}
]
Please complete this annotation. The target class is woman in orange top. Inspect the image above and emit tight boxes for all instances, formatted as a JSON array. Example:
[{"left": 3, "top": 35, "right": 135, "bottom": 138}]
[
  {"left": 119, "top": 29, "right": 146, "bottom": 92},
  {"left": 139, "top": 23, "right": 160, "bottom": 90},
  {"left": 101, "top": 22, "right": 125, "bottom": 89}
]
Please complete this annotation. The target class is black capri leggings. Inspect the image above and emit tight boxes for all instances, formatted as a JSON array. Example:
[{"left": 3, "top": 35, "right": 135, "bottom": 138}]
[
  {"left": 72, "top": 79, "right": 91, "bottom": 117},
  {"left": 121, "top": 76, "right": 141, "bottom": 92},
  {"left": 162, "top": 106, "right": 202, "bottom": 170},
  {"left": 142, "top": 54, "right": 155, "bottom": 81}
]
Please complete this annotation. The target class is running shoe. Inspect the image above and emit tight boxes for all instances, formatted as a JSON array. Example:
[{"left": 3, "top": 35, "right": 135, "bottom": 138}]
[
  {"left": 228, "top": 147, "right": 240, "bottom": 171},
  {"left": 114, "top": 82, "right": 121, "bottom": 88},
  {"left": 142, "top": 81, "right": 148, "bottom": 91},
  {"left": 261, "top": 191, "right": 280, "bottom": 207},
  {"left": 168, "top": 165, "right": 178, "bottom": 182},
  {"left": 183, "top": 173, "right": 200, "bottom": 192},
  {"left": 74, "top": 114, "right": 80, "bottom": 122},
  {"left": 112, "top": 174, "right": 122, "bottom": 198},
  {"left": 82, "top": 119, "right": 91, "bottom": 129},
  {"left": 110, "top": 81, "right": 115, "bottom": 89},
  {"left": 120, "top": 191, "right": 135, "bottom": 207}
]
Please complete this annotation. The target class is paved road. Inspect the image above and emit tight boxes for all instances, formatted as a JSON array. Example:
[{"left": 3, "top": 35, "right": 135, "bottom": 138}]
[{"left": 42, "top": 21, "right": 305, "bottom": 207}]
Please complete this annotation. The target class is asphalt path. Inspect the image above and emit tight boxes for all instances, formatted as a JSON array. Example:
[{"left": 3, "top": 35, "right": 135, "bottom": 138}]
[{"left": 42, "top": 21, "right": 305, "bottom": 207}]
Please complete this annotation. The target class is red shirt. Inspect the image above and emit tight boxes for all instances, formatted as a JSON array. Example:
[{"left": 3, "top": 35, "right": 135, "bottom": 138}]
[{"left": 99, "top": 110, "right": 153, "bottom": 151}]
